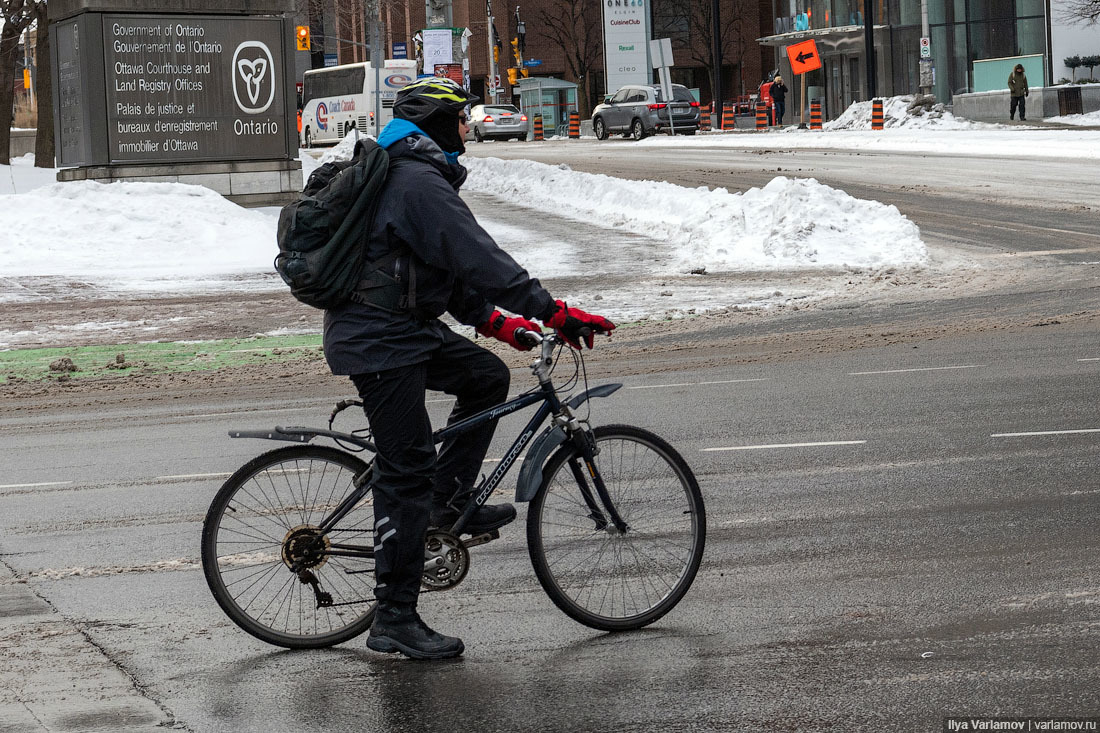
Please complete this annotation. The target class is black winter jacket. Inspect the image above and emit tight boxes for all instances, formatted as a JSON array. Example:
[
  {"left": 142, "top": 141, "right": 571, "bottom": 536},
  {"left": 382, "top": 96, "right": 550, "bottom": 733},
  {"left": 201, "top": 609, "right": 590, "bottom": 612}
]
[{"left": 322, "top": 132, "right": 555, "bottom": 375}]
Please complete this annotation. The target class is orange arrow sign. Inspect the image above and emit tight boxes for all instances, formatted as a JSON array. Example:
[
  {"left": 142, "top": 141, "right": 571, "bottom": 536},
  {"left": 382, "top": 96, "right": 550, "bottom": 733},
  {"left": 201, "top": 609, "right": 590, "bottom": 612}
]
[{"left": 787, "top": 39, "right": 822, "bottom": 74}]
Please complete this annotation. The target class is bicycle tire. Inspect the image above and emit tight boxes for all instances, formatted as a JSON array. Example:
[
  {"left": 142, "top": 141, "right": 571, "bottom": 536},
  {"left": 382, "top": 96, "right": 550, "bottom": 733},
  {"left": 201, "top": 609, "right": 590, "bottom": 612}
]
[
  {"left": 201, "top": 445, "right": 377, "bottom": 649},
  {"left": 527, "top": 424, "right": 706, "bottom": 631}
]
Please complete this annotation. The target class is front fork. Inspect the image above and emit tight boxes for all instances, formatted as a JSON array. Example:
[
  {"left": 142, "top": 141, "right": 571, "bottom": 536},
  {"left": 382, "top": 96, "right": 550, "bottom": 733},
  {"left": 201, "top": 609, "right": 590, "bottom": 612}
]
[{"left": 565, "top": 424, "right": 629, "bottom": 534}]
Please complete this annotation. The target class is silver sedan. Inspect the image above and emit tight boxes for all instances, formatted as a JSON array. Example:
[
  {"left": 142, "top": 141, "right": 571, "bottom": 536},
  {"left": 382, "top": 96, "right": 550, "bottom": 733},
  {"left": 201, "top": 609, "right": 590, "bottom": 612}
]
[{"left": 467, "top": 104, "right": 529, "bottom": 142}]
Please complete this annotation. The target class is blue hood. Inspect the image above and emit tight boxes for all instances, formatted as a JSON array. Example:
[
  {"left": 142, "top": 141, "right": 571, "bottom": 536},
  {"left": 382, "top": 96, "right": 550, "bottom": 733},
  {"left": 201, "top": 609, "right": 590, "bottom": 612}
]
[{"left": 377, "top": 118, "right": 425, "bottom": 149}]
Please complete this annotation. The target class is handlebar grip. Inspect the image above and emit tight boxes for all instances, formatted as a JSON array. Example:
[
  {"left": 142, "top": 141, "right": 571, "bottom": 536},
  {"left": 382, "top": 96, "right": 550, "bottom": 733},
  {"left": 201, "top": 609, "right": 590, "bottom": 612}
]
[{"left": 514, "top": 327, "right": 542, "bottom": 347}]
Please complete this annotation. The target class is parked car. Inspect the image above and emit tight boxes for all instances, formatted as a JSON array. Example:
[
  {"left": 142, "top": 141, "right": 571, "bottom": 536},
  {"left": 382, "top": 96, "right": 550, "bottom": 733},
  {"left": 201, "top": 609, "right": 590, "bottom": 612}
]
[
  {"left": 591, "top": 84, "right": 700, "bottom": 140},
  {"left": 466, "top": 104, "right": 529, "bottom": 141}
]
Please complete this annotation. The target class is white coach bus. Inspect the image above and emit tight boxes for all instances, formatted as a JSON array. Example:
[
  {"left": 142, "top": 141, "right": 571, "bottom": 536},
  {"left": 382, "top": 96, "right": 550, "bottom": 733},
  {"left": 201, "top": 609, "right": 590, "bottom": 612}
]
[{"left": 300, "top": 60, "right": 418, "bottom": 147}]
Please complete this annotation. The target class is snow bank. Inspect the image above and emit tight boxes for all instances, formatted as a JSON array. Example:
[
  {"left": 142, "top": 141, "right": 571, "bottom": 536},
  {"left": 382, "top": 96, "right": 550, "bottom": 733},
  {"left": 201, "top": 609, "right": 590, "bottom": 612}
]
[
  {"left": 0, "top": 181, "right": 277, "bottom": 283},
  {"left": 1046, "top": 108, "right": 1100, "bottom": 126},
  {"left": 463, "top": 157, "right": 926, "bottom": 272},
  {"left": 824, "top": 95, "right": 995, "bottom": 131}
]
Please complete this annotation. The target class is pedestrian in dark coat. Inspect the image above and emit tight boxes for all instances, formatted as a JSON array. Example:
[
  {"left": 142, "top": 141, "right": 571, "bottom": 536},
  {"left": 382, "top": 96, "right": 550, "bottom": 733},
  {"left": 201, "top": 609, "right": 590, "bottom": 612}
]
[
  {"left": 1008, "top": 64, "right": 1029, "bottom": 120},
  {"left": 770, "top": 76, "right": 789, "bottom": 125}
]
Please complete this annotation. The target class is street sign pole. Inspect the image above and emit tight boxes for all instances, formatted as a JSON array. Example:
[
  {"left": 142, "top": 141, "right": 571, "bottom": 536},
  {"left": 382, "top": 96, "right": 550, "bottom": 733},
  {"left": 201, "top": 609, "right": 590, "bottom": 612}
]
[
  {"left": 649, "top": 38, "right": 675, "bottom": 136},
  {"left": 786, "top": 39, "right": 821, "bottom": 131}
]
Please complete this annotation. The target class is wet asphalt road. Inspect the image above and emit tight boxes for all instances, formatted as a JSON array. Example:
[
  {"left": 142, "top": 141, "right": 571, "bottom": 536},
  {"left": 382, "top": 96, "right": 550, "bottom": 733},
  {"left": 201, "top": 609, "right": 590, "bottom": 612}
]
[
  {"left": 3, "top": 142, "right": 1100, "bottom": 731},
  {"left": 3, "top": 315, "right": 1100, "bottom": 731}
]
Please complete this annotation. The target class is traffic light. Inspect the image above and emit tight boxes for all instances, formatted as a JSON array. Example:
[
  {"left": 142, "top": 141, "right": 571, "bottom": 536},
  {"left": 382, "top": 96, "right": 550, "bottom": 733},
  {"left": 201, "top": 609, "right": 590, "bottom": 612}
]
[
  {"left": 507, "top": 67, "right": 518, "bottom": 85},
  {"left": 493, "top": 46, "right": 499, "bottom": 63},
  {"left": 296, "top": 26, "right": 311, "bottom": 51},
  {"left": 521, "top": 68, "right": 529, "bottom": 78},
  {"left": 511, "top": 38, "right": 521, "bottom": 66}
]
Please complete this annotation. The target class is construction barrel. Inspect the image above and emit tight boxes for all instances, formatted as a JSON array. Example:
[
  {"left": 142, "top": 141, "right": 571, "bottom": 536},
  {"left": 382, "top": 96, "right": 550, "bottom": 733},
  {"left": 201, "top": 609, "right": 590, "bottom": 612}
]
[
  {"left": 568, "top": 111, "right": 580, "bottom": 139},
  {"left": 699, "top": 106, "right": 711, "bottom": 132},
  {"left": 755, "top": 101, "right": 768, "bottom": 130},
  {"left": 532, "top": 114, "right": 544, "bottom": 141},
  {"left": 810, "top": 101, "right": 823, "bottom": 130},
  {"left": 871, "top": 98, "right": 884, "bottom": 130},
  {"left": 721, "top": 101, "right": 734, "bottom": 130}
]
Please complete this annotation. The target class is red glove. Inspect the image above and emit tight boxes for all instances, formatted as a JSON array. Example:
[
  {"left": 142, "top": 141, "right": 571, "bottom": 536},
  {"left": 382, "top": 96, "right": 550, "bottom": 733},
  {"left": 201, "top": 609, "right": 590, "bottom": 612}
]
[
  {"left": 477, "top": 310, "right": 542, "bottom": 351},
  {"left": 544, "top": 300, "right": 616, "bottom": 350}
]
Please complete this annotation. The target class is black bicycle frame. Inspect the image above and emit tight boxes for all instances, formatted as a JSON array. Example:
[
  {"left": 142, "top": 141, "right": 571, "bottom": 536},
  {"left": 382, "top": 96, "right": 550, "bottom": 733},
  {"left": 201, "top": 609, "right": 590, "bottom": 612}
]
[{"left": 313, "top": 378, "right": 564, "bottom": 546}]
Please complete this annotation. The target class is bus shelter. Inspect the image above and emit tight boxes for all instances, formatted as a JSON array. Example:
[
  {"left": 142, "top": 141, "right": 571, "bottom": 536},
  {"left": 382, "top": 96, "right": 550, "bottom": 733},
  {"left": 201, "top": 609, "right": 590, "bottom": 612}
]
[{"left": 515, "top": 78, "right": 578, "bottom": 139}]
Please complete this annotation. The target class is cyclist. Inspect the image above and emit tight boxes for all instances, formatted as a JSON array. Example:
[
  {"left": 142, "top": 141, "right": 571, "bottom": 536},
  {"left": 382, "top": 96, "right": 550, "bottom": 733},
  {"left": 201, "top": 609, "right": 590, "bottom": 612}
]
[{"left": 322, "top": 77, "right": 616, "bottom": 660}]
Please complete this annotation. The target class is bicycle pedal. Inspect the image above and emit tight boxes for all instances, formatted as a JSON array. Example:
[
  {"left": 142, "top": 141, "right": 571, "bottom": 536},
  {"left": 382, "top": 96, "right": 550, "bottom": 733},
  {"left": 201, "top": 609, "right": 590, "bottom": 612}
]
[{"left": 462, "top": 529, "right": 500, "bottom": 548}]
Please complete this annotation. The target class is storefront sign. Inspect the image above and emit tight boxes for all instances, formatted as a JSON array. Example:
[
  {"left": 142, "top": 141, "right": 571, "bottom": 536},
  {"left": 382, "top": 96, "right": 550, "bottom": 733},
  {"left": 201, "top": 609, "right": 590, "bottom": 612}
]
[{"left": 603, "top": 0, "right": 649, "bottom": 92}]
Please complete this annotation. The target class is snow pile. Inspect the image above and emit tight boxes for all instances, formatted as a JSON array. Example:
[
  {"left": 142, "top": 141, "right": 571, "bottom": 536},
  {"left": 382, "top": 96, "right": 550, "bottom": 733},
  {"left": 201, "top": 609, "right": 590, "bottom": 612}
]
[
  {"left": 0, "top": 180, "right": 277, "bottom": 286},
  {"left": 824, "top": 95, "right": 990, "bottom": 131},
  {"left": 463, "top": 157, "right": 925, "bottom": 272},
  {"left": 0, "top": 153, "right": 63, "bottom": 194},
  {"left": 1046, "top": 108, "right": 1100, "bottom": 126}
]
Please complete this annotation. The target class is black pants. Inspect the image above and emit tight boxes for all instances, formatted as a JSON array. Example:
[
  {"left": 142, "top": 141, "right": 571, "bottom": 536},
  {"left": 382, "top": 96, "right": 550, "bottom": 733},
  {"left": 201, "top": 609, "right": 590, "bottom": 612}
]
[
  {"left": 1010, "top": 95, "right": 1026, "bottom": 120},
  {"left": 351, "top": 329, "right": 510, "bottom": 605}
]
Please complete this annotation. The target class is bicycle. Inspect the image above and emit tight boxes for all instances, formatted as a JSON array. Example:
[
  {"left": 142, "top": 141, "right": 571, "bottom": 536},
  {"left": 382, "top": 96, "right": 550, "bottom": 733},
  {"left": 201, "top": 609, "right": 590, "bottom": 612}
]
[{"left": 200, "top": 329, "right": 706, "bottom": 649}]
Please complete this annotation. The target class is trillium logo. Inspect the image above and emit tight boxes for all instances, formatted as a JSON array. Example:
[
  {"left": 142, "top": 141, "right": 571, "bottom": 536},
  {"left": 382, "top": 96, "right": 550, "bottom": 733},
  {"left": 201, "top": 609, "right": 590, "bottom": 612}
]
[{"left": 232, "top": 41, "right": 275, "bottom": 114}]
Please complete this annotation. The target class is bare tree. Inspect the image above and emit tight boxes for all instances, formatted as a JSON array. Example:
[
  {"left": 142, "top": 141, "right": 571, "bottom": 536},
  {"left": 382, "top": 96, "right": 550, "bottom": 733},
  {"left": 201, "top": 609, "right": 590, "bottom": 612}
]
[
  {"left": 32, "top": 0, "right": 53, "bottom": 167},
  {"left": 1, "top": 0, "right": 35, "bottom": 165},
  {"left": 536, "top": 0, "right": 601, "bottom": 116},
  {"left": 653, "top": 0, "right": 747, "bottom": 104},
  {"left": 1059, "top": 0, "right": 1100, "bottom": 24}
]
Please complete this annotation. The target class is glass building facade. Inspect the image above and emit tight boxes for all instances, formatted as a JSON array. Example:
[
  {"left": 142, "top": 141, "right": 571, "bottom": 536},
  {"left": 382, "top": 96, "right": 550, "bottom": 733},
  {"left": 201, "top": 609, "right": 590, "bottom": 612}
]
[{"left": 762, "top": 0, "right": 1048, "bottom": 115}]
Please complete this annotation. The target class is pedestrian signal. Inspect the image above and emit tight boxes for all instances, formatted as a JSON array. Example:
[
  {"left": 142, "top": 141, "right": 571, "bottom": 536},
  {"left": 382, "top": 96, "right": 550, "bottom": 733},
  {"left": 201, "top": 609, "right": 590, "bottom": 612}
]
[{"left": 296, "top": 26, "right": 311, "bottom": 51}]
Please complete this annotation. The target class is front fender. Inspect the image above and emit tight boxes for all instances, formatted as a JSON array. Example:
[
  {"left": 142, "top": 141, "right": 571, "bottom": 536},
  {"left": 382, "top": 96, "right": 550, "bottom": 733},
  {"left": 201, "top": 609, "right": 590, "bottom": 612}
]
[
  {"left": 515, "top": 426, "right": 566, "bottom": 503},
  {"left": 514, "top": 383, "right": 623, "bottom": 503}
]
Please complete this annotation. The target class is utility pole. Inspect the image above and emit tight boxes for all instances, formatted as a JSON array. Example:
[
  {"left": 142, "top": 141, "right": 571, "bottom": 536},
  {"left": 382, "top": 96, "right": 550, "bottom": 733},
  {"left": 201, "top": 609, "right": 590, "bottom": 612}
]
[
  {"left": 486, "top": 0, "right": 498, "bottom": 103},
  {"left": 919, "top": 0, "right": 932, "bottom": 95},
  {"left": 711, "top": 0, "right": 722, "bottom": 113},
  {"left": 862, "top": 0, "right": 877, "bottom": 98},
  {"left": 366, "top": 0, "right": 384, "bottom": 132}
]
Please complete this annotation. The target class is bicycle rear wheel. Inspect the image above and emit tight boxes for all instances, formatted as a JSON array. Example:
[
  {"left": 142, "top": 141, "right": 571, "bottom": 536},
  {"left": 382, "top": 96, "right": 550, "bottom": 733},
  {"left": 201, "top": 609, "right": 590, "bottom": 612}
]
[
  {"left": 201, "top": 445, "right": 377, "bottom": 649},
  {"left": 527, "top": 424, "right": 706, "bottom": 631}
]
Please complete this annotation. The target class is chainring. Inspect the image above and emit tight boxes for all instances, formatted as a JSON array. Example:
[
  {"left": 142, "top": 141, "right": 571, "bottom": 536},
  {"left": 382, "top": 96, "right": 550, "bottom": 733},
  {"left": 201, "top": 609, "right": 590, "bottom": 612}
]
[{"left": 421, "top": 530, "right": 470, "bottom": 591}]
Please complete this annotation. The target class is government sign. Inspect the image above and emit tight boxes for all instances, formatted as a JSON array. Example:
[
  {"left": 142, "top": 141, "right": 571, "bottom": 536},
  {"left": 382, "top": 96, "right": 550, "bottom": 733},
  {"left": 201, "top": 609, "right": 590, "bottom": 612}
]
[{"left": 103, "top": 15, "right": 288, "bottom": 163}]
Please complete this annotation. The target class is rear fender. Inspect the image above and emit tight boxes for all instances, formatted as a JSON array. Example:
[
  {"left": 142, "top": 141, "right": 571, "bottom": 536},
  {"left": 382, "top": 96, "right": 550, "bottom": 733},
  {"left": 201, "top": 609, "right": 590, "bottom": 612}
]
[{"left": 514, "top": 383, "right": 622, "bottom": 502}]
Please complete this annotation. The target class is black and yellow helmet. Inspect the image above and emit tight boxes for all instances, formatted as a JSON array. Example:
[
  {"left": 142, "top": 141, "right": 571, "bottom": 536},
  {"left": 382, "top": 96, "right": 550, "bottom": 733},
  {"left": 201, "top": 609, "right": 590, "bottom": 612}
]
[{"left": 393, "top": 77, "right": 479, "bottom": 122}]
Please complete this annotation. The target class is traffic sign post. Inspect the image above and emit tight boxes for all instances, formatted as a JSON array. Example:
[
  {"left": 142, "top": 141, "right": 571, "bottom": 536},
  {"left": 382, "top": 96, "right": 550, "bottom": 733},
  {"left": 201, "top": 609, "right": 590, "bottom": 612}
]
[
  {"left": 919, "top": 37, "right": 930, "bottom": 58},
  {"left": 785, "top": 39, "right": 821, "bottom": 128}
]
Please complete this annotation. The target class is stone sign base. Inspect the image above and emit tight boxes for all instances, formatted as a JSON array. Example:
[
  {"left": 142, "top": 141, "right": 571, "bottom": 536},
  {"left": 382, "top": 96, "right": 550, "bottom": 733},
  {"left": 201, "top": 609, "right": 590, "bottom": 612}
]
[{"left": 57, "top": 159, "right": 302, "bottom": 207}]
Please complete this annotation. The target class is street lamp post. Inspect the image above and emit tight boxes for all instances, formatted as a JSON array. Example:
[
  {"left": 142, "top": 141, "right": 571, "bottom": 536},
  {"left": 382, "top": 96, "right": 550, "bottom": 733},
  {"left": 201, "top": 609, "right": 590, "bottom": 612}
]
[{"left": 711, "top": 0, "right": 722, "bottom": 113}]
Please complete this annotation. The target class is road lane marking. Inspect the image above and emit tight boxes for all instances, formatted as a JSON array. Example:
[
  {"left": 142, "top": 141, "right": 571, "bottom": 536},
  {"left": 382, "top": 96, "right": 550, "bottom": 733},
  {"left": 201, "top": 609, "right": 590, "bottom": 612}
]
[
  {"left": 997, "top": 246, "right": 1100, "bottom": 257},
  {"left": 628, "top": 378, "right": 769, "bottom": 390},
  {"left": 0, "top": 481, "right": 73, "bottom": 489},
  {"left": 1078, "top": 358, "right": 1100, "bottom": 362},
  {"left": 848, "top": 365, "right": 984, "bottom": 376},
  {"left": 155, "top": 472, "right": 232, "bottom": 481},
  {"left": 702, "top": 440, "right": 866, "bottom": 452},
  {"left": 990, "top": 428, "right": 1100, "bottom": 438}
]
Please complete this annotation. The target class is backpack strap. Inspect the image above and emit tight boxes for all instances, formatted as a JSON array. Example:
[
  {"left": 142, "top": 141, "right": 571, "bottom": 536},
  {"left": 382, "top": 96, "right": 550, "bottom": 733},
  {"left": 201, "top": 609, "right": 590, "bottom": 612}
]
[{"left": 348, "top": 247, "right": 407, "bottom": 311}]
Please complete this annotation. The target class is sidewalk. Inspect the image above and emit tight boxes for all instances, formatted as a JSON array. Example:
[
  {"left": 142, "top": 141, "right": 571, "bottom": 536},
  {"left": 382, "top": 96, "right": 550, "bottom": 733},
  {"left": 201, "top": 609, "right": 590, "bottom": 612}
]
[{"left": 0, "top": 562, "right": 175, "bottom": 732}]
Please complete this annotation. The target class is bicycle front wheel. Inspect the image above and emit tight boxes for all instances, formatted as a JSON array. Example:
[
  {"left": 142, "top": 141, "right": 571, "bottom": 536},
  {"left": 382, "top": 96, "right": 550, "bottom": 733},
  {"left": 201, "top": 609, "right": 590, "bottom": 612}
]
[
  {"left": 201, "top": 445, "right": 377, "bottom": 649},
  {"left": 527, "top": 425, "right": 706, "bottom": 631}
]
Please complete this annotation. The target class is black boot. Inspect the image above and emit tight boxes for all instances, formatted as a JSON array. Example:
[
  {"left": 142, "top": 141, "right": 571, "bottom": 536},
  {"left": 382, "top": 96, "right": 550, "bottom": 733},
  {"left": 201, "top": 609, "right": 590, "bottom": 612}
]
[
  {"left": 367, "top": 603, "right": 464, "bottom": 660},
  {"left": 429, "top": 502, "right": 517, "bottom": 534}
]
